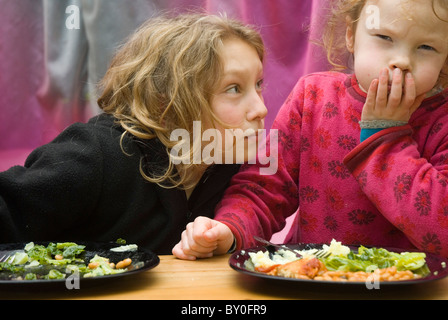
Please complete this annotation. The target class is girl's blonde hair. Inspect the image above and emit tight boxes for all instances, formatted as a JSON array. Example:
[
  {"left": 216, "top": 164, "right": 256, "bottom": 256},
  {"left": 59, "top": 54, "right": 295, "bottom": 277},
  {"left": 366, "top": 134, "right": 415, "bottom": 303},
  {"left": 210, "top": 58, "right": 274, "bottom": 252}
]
[
  {"left": 323, "top": 0, "right": 448, "bottom": 87},
  {"left": 322, "top": 0, "right": 366, "bottom": 71},
  {"left": 97, "top": 13, "right": 265, "bottom": 189}
]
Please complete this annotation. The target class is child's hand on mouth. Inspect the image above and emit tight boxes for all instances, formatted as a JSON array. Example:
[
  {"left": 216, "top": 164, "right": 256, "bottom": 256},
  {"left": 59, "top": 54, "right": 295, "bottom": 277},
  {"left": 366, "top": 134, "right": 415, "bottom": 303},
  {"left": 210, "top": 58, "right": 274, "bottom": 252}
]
[{"left": 361, "top": 68, "right": 426, "bottom": 124}]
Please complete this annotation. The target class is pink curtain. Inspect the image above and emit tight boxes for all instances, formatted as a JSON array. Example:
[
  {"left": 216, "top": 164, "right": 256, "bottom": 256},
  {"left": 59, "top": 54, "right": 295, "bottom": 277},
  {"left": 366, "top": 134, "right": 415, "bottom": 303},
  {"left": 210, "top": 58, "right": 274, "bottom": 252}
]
[{"left": 0, "top": 0, "right": 331, "bottom": 170}]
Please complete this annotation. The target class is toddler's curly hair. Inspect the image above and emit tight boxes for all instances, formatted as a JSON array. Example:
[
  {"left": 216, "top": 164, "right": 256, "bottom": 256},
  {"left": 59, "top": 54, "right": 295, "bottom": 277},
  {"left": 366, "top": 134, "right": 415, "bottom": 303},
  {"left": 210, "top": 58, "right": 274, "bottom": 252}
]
[{"left": 322, "top": 0, "right": 448, "bottom": 87}]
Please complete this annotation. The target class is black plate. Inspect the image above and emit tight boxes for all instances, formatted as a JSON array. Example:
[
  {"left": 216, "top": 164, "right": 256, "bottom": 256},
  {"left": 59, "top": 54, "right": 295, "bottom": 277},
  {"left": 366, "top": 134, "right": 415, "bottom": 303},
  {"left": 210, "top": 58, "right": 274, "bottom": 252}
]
[
  {"left": 229, "top": 243, "right": 448, "bottom": 287},
  {"left": 0, "top": 241, "right": 159, "bottom": 285}
]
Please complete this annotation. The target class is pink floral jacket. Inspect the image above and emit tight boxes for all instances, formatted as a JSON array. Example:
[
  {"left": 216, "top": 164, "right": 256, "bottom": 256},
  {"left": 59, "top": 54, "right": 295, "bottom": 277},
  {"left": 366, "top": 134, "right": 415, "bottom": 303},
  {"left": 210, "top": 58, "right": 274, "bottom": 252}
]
[{"left": 215, "top": 72, "right": 448, "bottom": 257}]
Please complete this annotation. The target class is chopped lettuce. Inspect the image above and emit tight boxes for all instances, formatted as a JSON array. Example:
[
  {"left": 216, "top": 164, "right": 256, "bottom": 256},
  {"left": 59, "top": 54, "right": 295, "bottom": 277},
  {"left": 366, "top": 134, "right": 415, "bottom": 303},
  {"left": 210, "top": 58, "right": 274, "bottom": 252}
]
[
  {"left": 116, "top": 238, "right": 127, "bottom": 245},
  {"left": 83, "top": 255, "right": 126, "bottom": 277},
  {"left": 0, "top": 262, "right": 25, "bottom": 273},
  {"left": 21, "top": 242, "right": 86, "bottom": 267},
  {"left": 11, "top": 252, "right": 28, "bottom": 265},
  {"left": 45, "top": 269, "right": 65, "bottom": 280},
  {"left": 61, "top": 245, "right": 85, "bottom": 260},
  {"left": 46, "top": 242, "right": 85, "bottom": 260},
  {"left": 26, "top": 244, "right": 51, "bottom": 264},
  {"left": 323, "top": 245, "right": 430, "bottom": 276},
  {"left": 1, "top": 242, "right": 131, "bottom": 281},
  {"left": 24, "top": 273, "right": 37, "bottom": 280}
]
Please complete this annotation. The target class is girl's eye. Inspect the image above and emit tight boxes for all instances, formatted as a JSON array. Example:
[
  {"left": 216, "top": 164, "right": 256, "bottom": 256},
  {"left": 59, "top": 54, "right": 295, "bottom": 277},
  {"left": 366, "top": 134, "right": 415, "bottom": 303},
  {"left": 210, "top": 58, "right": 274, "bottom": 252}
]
[
  {"left": 226, "top": 85, "right": 239, "bottom": 94},
  {"left": 376, "top": 34, "right": 392, "bottom": 41},
  {"left": 256, "top": 79, "right": 265, "bottom": 90},
  {"left": 419, "top": 44, "right": 436, "bottom": 51}
]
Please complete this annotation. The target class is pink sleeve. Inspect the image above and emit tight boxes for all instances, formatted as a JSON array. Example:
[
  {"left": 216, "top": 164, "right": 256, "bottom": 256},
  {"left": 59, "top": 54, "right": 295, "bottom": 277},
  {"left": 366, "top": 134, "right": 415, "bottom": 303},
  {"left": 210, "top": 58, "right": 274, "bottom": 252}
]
[
  {"left": 215, "top": 79, "right": 305, "bottom": 250},
  {"left": 344, "top": 124, "right": 448, "bottom": 256}
]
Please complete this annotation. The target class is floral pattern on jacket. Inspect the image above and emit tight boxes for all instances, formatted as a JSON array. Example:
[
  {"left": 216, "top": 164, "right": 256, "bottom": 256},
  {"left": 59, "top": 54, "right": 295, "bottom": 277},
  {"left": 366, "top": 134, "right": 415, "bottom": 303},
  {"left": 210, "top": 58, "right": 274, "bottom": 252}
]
[{"left": 215, "top": 72, "right": 448, "bottom": 257}]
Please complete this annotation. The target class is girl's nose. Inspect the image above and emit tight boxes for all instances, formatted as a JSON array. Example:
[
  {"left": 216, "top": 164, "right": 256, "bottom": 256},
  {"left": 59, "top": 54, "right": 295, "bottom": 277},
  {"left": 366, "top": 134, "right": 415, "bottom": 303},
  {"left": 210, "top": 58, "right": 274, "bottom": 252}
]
[
  {"left": 247, "top": 93, "right": 268, "bottom": 122},
  {"left": 389, "top": 55, "right": 412, "bottom": 73}
]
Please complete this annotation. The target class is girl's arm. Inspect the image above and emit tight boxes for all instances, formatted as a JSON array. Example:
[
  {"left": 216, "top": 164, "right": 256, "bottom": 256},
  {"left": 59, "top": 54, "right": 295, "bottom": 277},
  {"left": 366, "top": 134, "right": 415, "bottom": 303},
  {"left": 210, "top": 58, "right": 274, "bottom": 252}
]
[
  {"left": 344, "top": 124, "right": 448, "bottom": 257},
  {"left": 345, "top": 69, "right": 448, "bottom": 256},
  {"left": 0, "top": 123, "right": 104, "bottom": 242}
]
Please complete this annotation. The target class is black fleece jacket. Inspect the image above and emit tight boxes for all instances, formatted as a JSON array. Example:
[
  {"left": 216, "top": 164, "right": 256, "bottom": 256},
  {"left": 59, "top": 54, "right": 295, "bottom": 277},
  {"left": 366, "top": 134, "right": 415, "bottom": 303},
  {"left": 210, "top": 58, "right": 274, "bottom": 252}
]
[{"left": 0, "top": 114, "right": 240, "bottom": 254}]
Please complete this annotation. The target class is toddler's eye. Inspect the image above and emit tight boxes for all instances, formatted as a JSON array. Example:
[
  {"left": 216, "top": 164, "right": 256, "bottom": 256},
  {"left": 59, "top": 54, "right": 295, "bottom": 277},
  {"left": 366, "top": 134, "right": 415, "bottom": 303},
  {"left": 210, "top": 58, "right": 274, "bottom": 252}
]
[
  {"left": 376, "top": 34, "right": 392, "bottom": 41},
  {"left": 419, "top": 44, "right": 436, "bottom": 51},
  {"left": 256, "top": 79, "right": 265, "bottom": 90}
]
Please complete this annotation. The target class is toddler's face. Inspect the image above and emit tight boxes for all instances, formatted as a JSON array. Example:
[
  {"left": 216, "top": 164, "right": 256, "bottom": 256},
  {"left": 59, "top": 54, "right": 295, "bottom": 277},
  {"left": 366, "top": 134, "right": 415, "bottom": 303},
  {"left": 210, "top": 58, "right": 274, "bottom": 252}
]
[{"left": 346, "top": 0, "right": 448, "bottom": 96}]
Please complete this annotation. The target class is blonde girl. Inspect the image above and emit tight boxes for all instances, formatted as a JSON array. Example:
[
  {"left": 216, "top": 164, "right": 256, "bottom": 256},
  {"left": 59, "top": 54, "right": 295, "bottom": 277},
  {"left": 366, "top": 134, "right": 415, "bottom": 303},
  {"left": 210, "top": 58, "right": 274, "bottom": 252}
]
[
  {"left": 99, "top": 13, "right": 266, "bottom": 191},
  {"left": 0, "top": 14, "right": 267, "bottom": 254},
  {"left": 174, "top": 0, "right": 448, "bottom": 259}
]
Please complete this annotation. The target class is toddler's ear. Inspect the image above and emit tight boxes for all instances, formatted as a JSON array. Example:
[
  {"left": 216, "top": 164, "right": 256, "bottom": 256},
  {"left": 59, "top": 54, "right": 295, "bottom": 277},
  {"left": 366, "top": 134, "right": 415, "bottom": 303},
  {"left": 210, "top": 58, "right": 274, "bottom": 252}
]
[{"left": 345, "top": 16, "right": 355, "bottom": 53}]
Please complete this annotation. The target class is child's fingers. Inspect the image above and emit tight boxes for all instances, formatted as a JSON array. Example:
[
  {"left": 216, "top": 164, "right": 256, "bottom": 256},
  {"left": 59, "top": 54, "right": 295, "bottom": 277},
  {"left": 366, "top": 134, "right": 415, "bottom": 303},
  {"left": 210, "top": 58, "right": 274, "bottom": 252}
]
[
  {"left": 402, "top": 72, "right": 417, "bottom": 109},
  {"left": 181, "top": 228, "right": 216, "bottom": 257},
  {"left": 376, "top": 68, "right": 389, "bottom": 108},
  {"left": 172, "top": 217, "right": 233, "bottom": 260},
  {"left": 403, "top": 73, "right": 426, "bottom": 119},
  {"left": 387, "top": 68, "right": 403, "bottom": 109},
  {"left": 203, "top": 226, "right": 220, "bottom": 242},
  {"left": 204, "top": 222, "right": 235, "bottom": 255},
  {"left": 186, "top": 221, "right": 218, "bottom": 250},
  {"left": 366, "top": 79, "right": 379, "bottom": 108},
  {"left": 203, "top": 222, "right": 230, "bottom": 242},
  {"left": 190, "top": 217, "right": 221, "bottom": 246},
  {"left": 172, "top": 241, "right": 197, "bottom": 261},
  {"left": 361, "top": 79, "right": 378, "bottom": 120}
]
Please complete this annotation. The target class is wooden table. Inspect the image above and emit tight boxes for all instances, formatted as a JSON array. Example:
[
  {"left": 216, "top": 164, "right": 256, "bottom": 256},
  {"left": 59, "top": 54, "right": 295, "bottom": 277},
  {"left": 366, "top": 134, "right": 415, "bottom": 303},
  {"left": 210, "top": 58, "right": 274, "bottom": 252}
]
[{"left": 1, "top": 254, "right": 448, "bottom": 300}]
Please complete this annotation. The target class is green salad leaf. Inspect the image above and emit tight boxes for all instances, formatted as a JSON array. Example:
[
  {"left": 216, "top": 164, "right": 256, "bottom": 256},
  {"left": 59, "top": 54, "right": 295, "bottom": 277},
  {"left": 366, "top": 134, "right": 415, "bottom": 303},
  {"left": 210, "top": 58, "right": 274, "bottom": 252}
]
[
  {"left": 26, "top": 244, "right": 51, "bottom": 264},
  {"left": 0, "top": 262, "right": 25, "bottom": 273},
  {"left": 24, "top": 273, "right": 37, "bottom": 280},
  {"left": 1, "top": 242, "right": 133, "bottom": 281},
  {"left": 23, "top": 242, "right": 86, "bottom": 266},
  {"left": 45, "top": 269, "right": 65, "bottom": 280},
  {"left": 323, "top": 245, "right": 430, "bottom": 276}
]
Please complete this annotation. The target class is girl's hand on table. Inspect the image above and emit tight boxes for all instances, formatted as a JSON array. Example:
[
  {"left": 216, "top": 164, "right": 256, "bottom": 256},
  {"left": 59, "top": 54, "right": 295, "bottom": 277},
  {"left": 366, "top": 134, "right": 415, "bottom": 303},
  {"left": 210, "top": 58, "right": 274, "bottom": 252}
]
[{"left": 172, "top": 216, "right": 235, "bottom": 260}]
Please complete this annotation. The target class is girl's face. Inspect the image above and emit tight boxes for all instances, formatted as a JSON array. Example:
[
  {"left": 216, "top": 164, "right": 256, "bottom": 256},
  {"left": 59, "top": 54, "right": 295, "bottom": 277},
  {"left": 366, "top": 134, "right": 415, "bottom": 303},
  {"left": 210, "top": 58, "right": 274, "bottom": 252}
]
[
  {"left": 208, "top": 37, "right": 267, "bottom": 163},
  {"left": 346, "top": 0, "right": 448, "bottom": 96}
]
